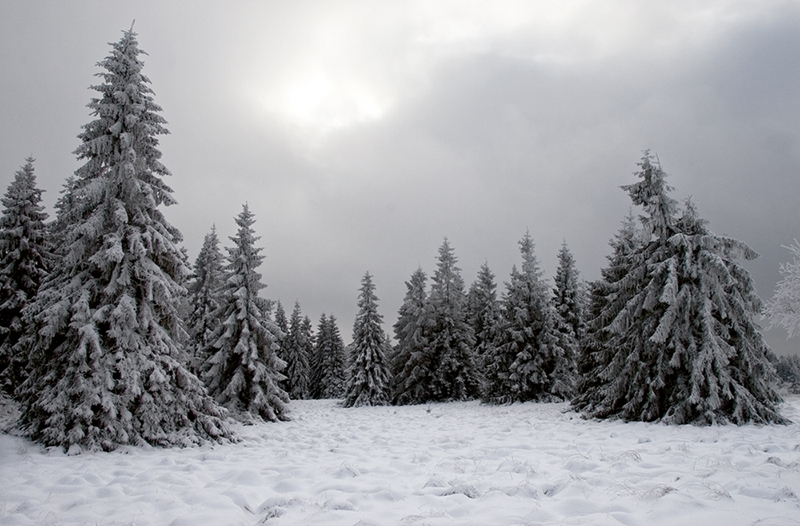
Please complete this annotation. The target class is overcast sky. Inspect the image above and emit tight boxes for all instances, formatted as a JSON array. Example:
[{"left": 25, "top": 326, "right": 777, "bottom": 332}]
[{"left": 1, "top": 1, "right": 798, "bottom": 355}]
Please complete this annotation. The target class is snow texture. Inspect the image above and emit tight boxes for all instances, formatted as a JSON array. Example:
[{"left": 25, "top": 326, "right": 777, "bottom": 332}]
[{"left": 1, "top": 395, "right": 799, "bottom": 525}]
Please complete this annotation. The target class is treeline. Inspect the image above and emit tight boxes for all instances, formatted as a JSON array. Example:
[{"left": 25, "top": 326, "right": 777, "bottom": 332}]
[{"left": 0, "top": 29, "right": 789, "bottom": 452}]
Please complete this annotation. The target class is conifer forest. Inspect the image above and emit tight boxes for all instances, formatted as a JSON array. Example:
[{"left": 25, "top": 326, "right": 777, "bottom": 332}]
[{"left": 1, "top": 21, "right": 800, "bottom": 526}]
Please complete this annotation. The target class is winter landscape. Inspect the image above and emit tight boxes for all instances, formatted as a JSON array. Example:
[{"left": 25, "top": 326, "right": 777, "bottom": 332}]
[
  {"left": 2, "top": 2, "right": 800, "bottom": 526},
  {"left": 2, "top": 396, "right": 799, "bottom": 526}
]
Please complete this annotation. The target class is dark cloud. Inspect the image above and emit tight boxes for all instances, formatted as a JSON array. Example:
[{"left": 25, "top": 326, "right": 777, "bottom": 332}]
[{"left": 1, "top": 1, "right": 798, "bottom": 355}]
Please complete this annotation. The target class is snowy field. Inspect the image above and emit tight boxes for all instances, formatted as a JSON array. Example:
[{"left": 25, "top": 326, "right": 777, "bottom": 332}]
[{"left": 2, "top": 398, "right": 800, "bottom": 526}]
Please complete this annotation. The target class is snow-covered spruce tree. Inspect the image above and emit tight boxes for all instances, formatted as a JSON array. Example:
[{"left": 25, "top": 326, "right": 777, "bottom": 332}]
[
  {"left": 343, "top": 272, "right": 391, "bottom": 407},
  {"left": 201, "top": 205, "right": 289, "bottom": 422},
  {"left": 283, "top": 301, "right": 311, "bottom": 399},
  {"left": 311, "top": 314, "right": 348, "bottom": 399},
  {"left": 0, "top": 158, "right": 50, "bottom": 396},
  {"left": 426, "top": 238, "right": 480, "bottom": 401},
  {"left": 467, "top": 261, "right": 502, "bottom": 392},
  {"left": 391, "top": 267, "right": 435, "bottom": 404},
  {"left": 484, "top": 231, "right": 570, "bottom": 403},
  {"left": 550, "top": 241, "right": 583, "bottom": 392},
  {"left": 775, "top": 354, "right": 800, "bottom": 394},
  {"left": 765, "top": 240, "right": 800, "bottom": 339},
  {"left": 553, "top": 242, "right": 585, "bottom": 347},
  {"left": 573, "top": 152, "right": 785, "bottom": 424},
  {"left": 185, "top": 226, "right": 224, "bottom": 373},
  {"left": 16, "top": 30, "right": 233, "bottom": 451},
  {"left": 48, "top": 176, "right": 81, "bottom": 257},
  {"left": 576, "top": 211, "right": 641, "bottom": 399}
]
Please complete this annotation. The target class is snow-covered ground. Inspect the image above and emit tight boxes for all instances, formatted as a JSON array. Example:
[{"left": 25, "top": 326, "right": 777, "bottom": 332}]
[{"left": 2, "top": 397, "right": 799, "bottom": 526}]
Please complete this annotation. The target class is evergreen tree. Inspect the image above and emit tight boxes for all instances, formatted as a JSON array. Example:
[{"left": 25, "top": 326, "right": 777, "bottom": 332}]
[
  {"left": 426, "top": 238, "right": 480, "bottom": 401},
  {"left": 0, "top": 158, "right": 50, "bottom": 395},
  {"left": 573, "top": 152, "right": 785, "bottom": 424},
  {"left": 391, "top": 267, "right": 434, "bottom": 404},
  {"left": 273, "top": 300, "right": 289, "bottom": 369},
  {"left": 484, "top": 231, "right": 568, "bottom": 403},
  {"left": 343, "top": 272, "right": 391, "bottom": 407},
  {"left": 576, "top": 212, "right": 641, "bottom": 398},
  {"left": 49, "top": 175, "right": 81, "bottom": 255},
  {"left": 775, "top": 354, "right": 800, "bottom": 394},
  {"left": 201, "top": 205, "right": 289, "bottom": 422},
  {"left": 466, "top": 262, "right": 502, "bottom": 392},
  {"left": 16, "top": 29, "right": 233, "bottom": 451},
  {"left": 550, "top": 241, "right": 582, "bottom": 395},
  {"left": 283, "top": 301, "right": 311, "bottom": 399},
  {"left": 765, "top": 239, "right": 800, "bottom": 339},
  {"left": 311, "top": 314, "right": 348, "bottom": 399},
  {"left": 553, "top": 242, "right": 585, "bottom": 346},
  {"left": 185, "top": 226, "right": 224, "bottom": 372}
]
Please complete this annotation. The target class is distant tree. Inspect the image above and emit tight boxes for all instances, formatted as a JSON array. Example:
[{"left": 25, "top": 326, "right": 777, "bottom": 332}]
[
  {"left": 185, "top": 226, "right": 225, "bottom": 372},
  {"left": 550, "top": 241, "right": 582, "bottom": 395},
  {"left": 765, "top": 240, "right": 800, "bottom": 339},
  {"left": 343, "top": 272, "right": 391, "bottom": 407},
  {"left": 553, "top": 242, "right": 585, "bottom": 346},
  {"left": 467, "top": 262, "right": 502, "bottom": 373},
  {"left": 573, "top": 152, "right": 784, "bottom": 424},
  {"left": 283, "top": 301, "right": 312, "bottom": 399},
  {"left": 0, "top": 158, "right": 50, "bottom": 395},
  {"left": 311, "top": 314, "right": 348, "bottom": 399},
  {"left": 775, "top": 354, "right": 800, "bottom": 394},
  {"left": 16, "top": 29, "right": 233, "bottom": 451},
  {"left": 201, "top": 205, "right": 289, "bottom": 422},
  {"left": 426, "top": 238, "right": 480, "bottom": 401},
  {"left": 391, "top": 267, "right": 434, "bottom": 404},
  {"left": 483, "top": 231, "right": 568, "bottom": 403}
]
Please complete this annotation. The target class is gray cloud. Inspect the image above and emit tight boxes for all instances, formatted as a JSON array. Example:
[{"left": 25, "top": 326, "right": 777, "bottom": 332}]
[{"left": 1, "top": 1, "right": 798, "bottom": 355}]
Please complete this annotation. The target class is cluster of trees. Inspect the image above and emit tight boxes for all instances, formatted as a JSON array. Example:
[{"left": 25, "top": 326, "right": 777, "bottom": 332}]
[{"left": 0, "top": 29, "right": 795, "bottom": 452}]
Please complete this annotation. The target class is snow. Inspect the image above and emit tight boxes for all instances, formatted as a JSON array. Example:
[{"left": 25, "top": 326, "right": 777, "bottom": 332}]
[{"left": 2, "top": 397, "right": 800, "bottom": 526}]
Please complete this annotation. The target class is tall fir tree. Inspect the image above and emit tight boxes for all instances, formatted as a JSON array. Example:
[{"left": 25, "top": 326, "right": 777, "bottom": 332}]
[
  {"left": 550, "top": 241, "right": 582, "bottom": 395},
  {"left": 16, "top": 30, "right": 233, "bottom": 451},
  {"left": 343, "top": 272, "right": 391, "bottom": 407},
  {"left": 311, "top": 314, "right": 348, "bottom": 399},
  {"left": 391, "top": 267, "right": 434, "bottom": 404},
  {"left": 426, "top": 238, "right": 480, "bottom": 401},
  {"left": 185, "top": 226, "right": 224, "bottom": 373},
  {"left": 467, "top": 261, "right": 502, "bottom": 392},
  {"left": 273, "top": 300, "right": 289, "bottom": 367},
  {"left": 0, "top": 158, "right": 50, "bottom": 395},
  {"left": 484, "top": 232, "right": 569, "bottom": 403},
  {"left": 576, "top": 211, "right": 641, "bottom": 397},
  {"left": 201, "top": 205, "right": 289, "bottom": 422},
  {"left": 283, "top": 301, "right": 312, "bottom": 399},
  {"left": 573, "top": 152, "right": 785, "bottom": 424}
]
